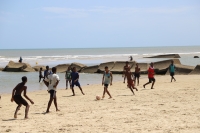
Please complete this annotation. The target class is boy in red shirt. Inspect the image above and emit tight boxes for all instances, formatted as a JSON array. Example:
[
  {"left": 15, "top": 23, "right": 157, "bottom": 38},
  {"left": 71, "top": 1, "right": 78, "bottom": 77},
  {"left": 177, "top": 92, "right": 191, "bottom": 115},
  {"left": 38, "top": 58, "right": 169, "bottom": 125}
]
[{"left": 143, "top": 62, "right": 155, "bottom": 89}]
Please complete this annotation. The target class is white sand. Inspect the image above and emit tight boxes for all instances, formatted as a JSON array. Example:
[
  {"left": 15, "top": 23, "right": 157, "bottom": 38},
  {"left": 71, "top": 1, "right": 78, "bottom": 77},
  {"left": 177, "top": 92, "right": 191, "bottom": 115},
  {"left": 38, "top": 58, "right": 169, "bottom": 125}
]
[{"left": 0, "top": 75, "right": 200, "bottom": 133}]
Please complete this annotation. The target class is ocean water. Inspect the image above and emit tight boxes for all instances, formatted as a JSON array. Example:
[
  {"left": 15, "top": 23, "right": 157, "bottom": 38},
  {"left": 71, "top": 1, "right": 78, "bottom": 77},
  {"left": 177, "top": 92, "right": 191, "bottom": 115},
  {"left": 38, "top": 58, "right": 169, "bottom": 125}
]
[{"left": 0, "top": 46, "right": 200, "bottom": 93}]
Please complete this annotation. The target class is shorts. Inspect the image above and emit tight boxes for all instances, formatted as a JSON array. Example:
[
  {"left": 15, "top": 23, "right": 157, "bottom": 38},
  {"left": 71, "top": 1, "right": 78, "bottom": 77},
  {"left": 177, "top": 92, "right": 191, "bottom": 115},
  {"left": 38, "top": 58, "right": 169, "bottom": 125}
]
[
  {"left": 149, "top": 78, "right": 155, "bottom": 83},
  {"left": 128, "top": 80, "right": 134, "bottom": 87},
  {"left": 170, "top": 72, "right": 174, "bottom": 76},
  {"left": 49, "top": 90, "right": 56, "bottom": 98},
  {"left": 134, "top": 73, "right": 140, "bottom": 78},
  {"left": 72, "top": 81, "right": 80, "bottom": 88},
  {"left": 104, "top": 84, "right": 109, "bottom": 87},
  {"left": 14, "top": 95, "right": 28, "bottom": 106}
]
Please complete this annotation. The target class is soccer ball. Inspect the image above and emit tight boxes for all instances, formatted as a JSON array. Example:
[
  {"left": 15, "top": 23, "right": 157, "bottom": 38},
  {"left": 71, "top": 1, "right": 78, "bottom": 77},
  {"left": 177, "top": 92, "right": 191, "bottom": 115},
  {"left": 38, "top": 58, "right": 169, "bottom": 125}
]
[{"left": 96, "top": 95, "right": 101, "bottom": 100}]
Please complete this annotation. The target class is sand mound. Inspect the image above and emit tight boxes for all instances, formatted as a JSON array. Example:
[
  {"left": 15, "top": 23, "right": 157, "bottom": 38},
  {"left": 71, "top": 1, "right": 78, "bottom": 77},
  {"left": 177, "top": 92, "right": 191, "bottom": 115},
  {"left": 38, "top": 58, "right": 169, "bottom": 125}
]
[
  {"left": 189, "top": 65, "right": 200, "bottom": 75},
  {"left": 81, "top": 65, "right": 99, "bottom": 73},
  {"left": 145, "top": 54, "right": 181, "bottom": 58},
  {"left": 3, "top": 61, "right": 35, "bottom": 72}
]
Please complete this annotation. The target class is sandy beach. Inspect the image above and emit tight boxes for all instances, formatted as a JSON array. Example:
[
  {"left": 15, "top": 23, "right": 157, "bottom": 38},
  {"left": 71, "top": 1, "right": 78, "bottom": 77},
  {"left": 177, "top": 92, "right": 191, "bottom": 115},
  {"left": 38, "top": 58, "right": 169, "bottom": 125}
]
[{"left": 0, "top": 75, "right": 200, "bottom": 133}]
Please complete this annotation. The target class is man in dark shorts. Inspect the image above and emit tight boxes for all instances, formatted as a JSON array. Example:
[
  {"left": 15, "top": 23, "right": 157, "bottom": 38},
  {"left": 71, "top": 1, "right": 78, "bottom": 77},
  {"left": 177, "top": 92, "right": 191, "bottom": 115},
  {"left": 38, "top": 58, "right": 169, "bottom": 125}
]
[
  {"left": 71, "top": 67, "right": 85, "bottom": 96},
  {"left": 123, "top": 61, "right": 131, "bottom": 83},
  {"left": 43, "top": 67, "right": 60, "bottom": 113},
  {"left": 169, "top": 60, "right": 176, "bottom": 82},
  {"left": 143, "top": 62, "right": 156, "bottom": 89},
  {"left": 134, "top": 63, "right": 140, "bottom": 86},
  {"left": 11, "top": 76, "right": 34, "bottom": 119}
]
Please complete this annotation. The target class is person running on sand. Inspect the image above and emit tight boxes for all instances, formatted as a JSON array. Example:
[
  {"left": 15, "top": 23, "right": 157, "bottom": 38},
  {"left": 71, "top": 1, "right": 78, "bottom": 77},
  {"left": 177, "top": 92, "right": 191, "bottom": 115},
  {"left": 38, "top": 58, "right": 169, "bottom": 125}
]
[
  {"left": 102, "top": 66, "right": 113, "bottom": 99},
  {"left": 11, "top": 76, "right": 34, "bottom": 119},
  {"left": 43, "top": 67, "right": 60, "bottom": 113},
  {"left": 143, "top": 62, "right": 156, "bottom": 89},
  {"left": 71, "top": 67, "right": 85, "bottom": 96},
  {"left": 169, "top": 60, "right": 176, "bottom": 82},
  {"left": 44, "top": 66, "right": 52, "bottom": 79},
  {"left": 39, "top": 67, "right": 44, "bottom": 82},
  {"left": 65, "top": 66, "right": 72, "bottom": 89},
  {"left": 134, "top": 63, "right": 140, "bottom": 86},
  {"left": 123, "top": 61, "right": 131, "bottom": 83},
  {"left": 126, "top": 71, "right": 138, "bottom": 95}
]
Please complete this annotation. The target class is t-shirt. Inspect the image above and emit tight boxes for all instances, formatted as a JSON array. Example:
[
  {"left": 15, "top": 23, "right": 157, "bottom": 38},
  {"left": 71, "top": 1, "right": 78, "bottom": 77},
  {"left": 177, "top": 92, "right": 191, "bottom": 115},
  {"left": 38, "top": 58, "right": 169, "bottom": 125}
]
[
  {"left": 148, "top": 67, "right": 154, "bottom": 78},
  {"left": 65, "top": 70, "right": 72, "bottom": 79},
  {"left": 169, "top": 64, "right": 176, "bottom": 73},
  {"left": 71, "top": 72, "right": 79, "bottom": 82},
  {"left": 46, "top": 74, "right": 59, "bottom": 91},
  {"left": 104, "top": 71, "right": 111, "bottom": 84},
  {"left": 44, "top": 70, "right": 52, "bottom": 79}
]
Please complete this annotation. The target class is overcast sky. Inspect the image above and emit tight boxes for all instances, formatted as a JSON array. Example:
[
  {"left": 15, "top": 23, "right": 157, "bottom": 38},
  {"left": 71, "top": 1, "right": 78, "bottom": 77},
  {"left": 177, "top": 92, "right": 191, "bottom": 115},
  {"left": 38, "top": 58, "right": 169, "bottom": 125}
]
[{"left": 0, "top": 0, "right": 200, "bottom": 49}]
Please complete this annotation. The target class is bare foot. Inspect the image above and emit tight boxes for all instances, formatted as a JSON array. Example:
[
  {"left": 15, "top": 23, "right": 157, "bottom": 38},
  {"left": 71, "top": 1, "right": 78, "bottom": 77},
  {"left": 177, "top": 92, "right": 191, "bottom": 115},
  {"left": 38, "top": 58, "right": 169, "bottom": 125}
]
[
  {"left": 14, "top": 115, "right": 17, "bottom": 118},
  {"left": 82, "top": 93, "right": 85, "bottom": 95},
  {"left": 143, "top": 85, "right": 145, "bottom": 88},
  {"left": 56, "top": 109, "right": 60, "bottom": 112},
  {"left": 108, "top": 97, "right": 112, "bottom": 99},
  {"left": 72, "top": 94, "right": 75, "bottom": 96},
  {"left": 46, "top": 111, "right": 50, "bottom": 113},
  {"left": 102, "top": 95, "right": 105, "bottom": 99},
  {"left": 151, "top": 88, "right": 154, "bottom": 89},
  {"left": 24, "top": 117, "right": 28, "bottom": 119}
]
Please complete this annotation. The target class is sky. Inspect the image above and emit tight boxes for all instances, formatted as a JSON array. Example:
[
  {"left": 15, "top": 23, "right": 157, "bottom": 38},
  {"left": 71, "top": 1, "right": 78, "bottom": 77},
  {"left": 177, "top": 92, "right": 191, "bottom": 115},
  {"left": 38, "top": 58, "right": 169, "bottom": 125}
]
[{"left": 0, "top": 0, "right": 200, "bottom": 49}]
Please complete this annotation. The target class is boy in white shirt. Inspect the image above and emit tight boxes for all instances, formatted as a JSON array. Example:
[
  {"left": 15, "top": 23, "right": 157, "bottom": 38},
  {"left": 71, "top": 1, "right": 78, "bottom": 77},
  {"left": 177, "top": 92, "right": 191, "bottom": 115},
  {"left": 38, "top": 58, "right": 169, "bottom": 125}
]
[{"left": 43, "top": 67, "right": 60, "bottom": 113}]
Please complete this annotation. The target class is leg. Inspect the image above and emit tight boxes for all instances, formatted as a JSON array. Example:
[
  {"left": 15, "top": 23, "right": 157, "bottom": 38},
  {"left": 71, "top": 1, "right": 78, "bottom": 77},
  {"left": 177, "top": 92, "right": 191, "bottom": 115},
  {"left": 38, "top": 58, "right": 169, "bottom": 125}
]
[
  {"left": 71, "top": 87, "right": 75, "bottom": 96},
  {"left": 53, "top": 96, "right": 59, "bottom": 111},
  {"left": 128, "top": 85, "right": 135, "bottom": 95},
  {"left": 102, "top": 87, "right": 106, "bottom": 99},
  {"left": 151, "top": 81, "right": 155, "bottom": 89},
  {"left": 24, "top": 104, "right": 30, "bottom": 119},
  {"left": 14, "top": 104, "right": 22, "bottom": 118},
  {"left": 137, "top": 77, "right": 139, "bottom": 86},
  {"left": 143, "top": 82, "right": 150, "bottom": 88},
  {"left": 46, "top": 97, "right": 53, "bottom": 113},
  {"left": 105, "top": 87, "right": 112, "bottom": 99},
  {"left": 132, "top": 84, "right": 138, "bottom": 91},
  {"left": 78, "top": 86, "right": 85, "bottom": 95},
  {"left": 66, "top": 80, "right": 68, "bottom": 89},
  {"left": 69, "top": 80, "right": 72, "bottom": 89}
]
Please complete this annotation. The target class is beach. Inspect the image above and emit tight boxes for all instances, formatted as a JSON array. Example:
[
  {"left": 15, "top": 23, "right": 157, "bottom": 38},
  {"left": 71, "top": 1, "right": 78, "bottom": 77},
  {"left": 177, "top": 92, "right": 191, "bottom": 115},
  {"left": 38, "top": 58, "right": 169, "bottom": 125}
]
[{"left": 0, "top": 75, "right": 200, "bottom": 133}]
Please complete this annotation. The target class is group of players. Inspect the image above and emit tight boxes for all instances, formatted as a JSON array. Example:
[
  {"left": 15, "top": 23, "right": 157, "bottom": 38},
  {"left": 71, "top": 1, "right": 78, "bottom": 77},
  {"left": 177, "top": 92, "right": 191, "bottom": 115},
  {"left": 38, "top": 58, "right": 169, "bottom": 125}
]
[{"left": 10, "top": 60, "right": 176, "bottom": 119}]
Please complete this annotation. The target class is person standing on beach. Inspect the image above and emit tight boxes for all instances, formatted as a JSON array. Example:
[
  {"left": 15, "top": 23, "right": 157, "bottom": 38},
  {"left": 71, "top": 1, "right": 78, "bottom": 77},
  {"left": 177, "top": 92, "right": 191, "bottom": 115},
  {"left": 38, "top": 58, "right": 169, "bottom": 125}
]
[
  {"left": 19, "top": 56, "right": 23, "bottom": 63},
  {"left": 39, "top": 67, "right": 44, "bottom": 82},
  {"left": 65, "top": 66, "right": 72, "bottom": 89},
  {"left": 11, "top": 76, "right": 34, "bottom": 119},
  {"left": 43, "top": 67, "right": 60, "bottom": 113},
  {"left": 71, "top": 67, "right": 85, "bottom": 96},
  {"left": 102, "top": 66, "right": 113, "bottom": 99},
  {"left": 123, "top": 61, "right": 131, "bottom": 83},
  {"left": 44, "top": 66, "right": 52, "bottom": 79},
  {"left": 169, "top": 60, "right": 176, "bottom": 82},
  {"left": 143, "top": 62, "right": 156, "bottom": 89},
  {"left": 134, "top": 63, "right": 140, "bottom": 86},
  {"left": 126, "top": 70, "right": 138, "bottom": 95}
]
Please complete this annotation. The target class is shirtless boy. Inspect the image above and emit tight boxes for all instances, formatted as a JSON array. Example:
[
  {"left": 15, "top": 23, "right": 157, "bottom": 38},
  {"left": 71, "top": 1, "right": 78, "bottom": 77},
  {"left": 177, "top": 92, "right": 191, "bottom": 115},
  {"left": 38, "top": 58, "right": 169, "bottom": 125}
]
[
  {"left": 43, "top": 67, "right": 60, "bottom": 113},
  {"left": 123, "top": 61, "right": 131, "bottom": 83},
  {"left": 11, "top": 76, "right": 34, "bottom": 119},
  {"left": 127, "top": 71, "right": 138, "bottom": 95},
  {"left": 134, "top": 63, "right": 140, "bottom": 86},
  {"left": 102, "top": 66, "right": 113, "bottom": 99}
]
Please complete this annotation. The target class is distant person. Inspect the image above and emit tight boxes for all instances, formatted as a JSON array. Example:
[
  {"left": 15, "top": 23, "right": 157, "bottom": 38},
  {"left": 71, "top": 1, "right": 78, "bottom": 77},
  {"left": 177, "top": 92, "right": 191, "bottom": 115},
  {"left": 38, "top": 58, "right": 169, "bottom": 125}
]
[
  {"left": 129, "top": 56, "right": 133, "bottom": 61},
  {"left": 65, "top": 66, "right": 72, "bottom": 89},
  {"left": 44, "top": 66, "right": 52, "bottom": 79},
  {"left": 169, "top": 60, "right": 176, "bottom": 82},
  {"left": 102, "top": 66, "right": 113, "bottom": 99},
  {"left": 19, "top": 56, "right": 22, "bottom": 63},
  {"left": 11, "top": 76, "right": 34, "bottom": 119},
  {"left": 134, "top": 63, "right": 140, "bottom": 86},
  {"left": 126, "top": 70, "right": 138, "bottom": 95},
  {"left": 43, "top": 67, "right": 60, "bottom": 113},
  {"left": 143, "top": 62, "right": 156, "bottom": 89},
  {"left": 71, "top": 67, "right": 85, "bottom": 96},
  {"left": 123, "top": 61, "right": 131, "bottom": 83},
  {"left": 39, "top": 67, "right": 44, "bottom": 82}
]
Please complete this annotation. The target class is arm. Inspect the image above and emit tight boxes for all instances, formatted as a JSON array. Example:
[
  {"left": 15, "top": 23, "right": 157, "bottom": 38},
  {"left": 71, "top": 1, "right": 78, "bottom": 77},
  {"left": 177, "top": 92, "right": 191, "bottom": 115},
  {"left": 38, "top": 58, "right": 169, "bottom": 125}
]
[
  {"left": 23, "top": 87, "right": 34, "bottom": 104},
  {"left": 102, "top": 73, "right": 105, "bottom": 85},
  {"left": 43, "top": 79, "right": 49, "bottom": 87},
  {"left": 11, "top": 85, "right": 17, "bottom": 102},
  {"left": 110, "top": 72, "right": 113, "bottom": 85},
  {"left": 53, "top": 80, "right": 59, "bottom": 88}
]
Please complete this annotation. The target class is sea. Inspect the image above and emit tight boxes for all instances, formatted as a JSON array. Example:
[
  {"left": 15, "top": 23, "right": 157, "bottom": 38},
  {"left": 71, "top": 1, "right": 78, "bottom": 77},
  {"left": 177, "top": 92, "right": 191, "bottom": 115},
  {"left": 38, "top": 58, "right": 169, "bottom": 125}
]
[{"left": 0, "top": 46, "right": 200, "bottom": 93}]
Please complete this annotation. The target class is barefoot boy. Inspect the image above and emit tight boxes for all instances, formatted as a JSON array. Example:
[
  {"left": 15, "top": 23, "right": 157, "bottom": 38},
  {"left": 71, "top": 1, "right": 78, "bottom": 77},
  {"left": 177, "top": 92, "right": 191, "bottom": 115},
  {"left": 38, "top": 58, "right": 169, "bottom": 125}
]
[
  {"left": 134, "top": 63, "right": 140, "bottom": 86},
  {"left": 102, "top": 66, "right": 113, "bottom": 99},
  {"left": 43, "top": 67, "right": 60, "bottom": 113},
  {"left": 143, "top": 62, "right": 156, "bottom": 89},
  {"left": 11, "top": 76, "right": 34, "bottom": 119},
  {"left": 169, "top": 60, "right": 176, "bottom": 82},
  {"left": 71, "top": 67, "right": 85, "bottom": 96},
  {"left": 65, "top": 66, "right": 72, "bottom": 89},
  {"left": 127, "top": 71, "right": 138, "bottom": 95}
]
